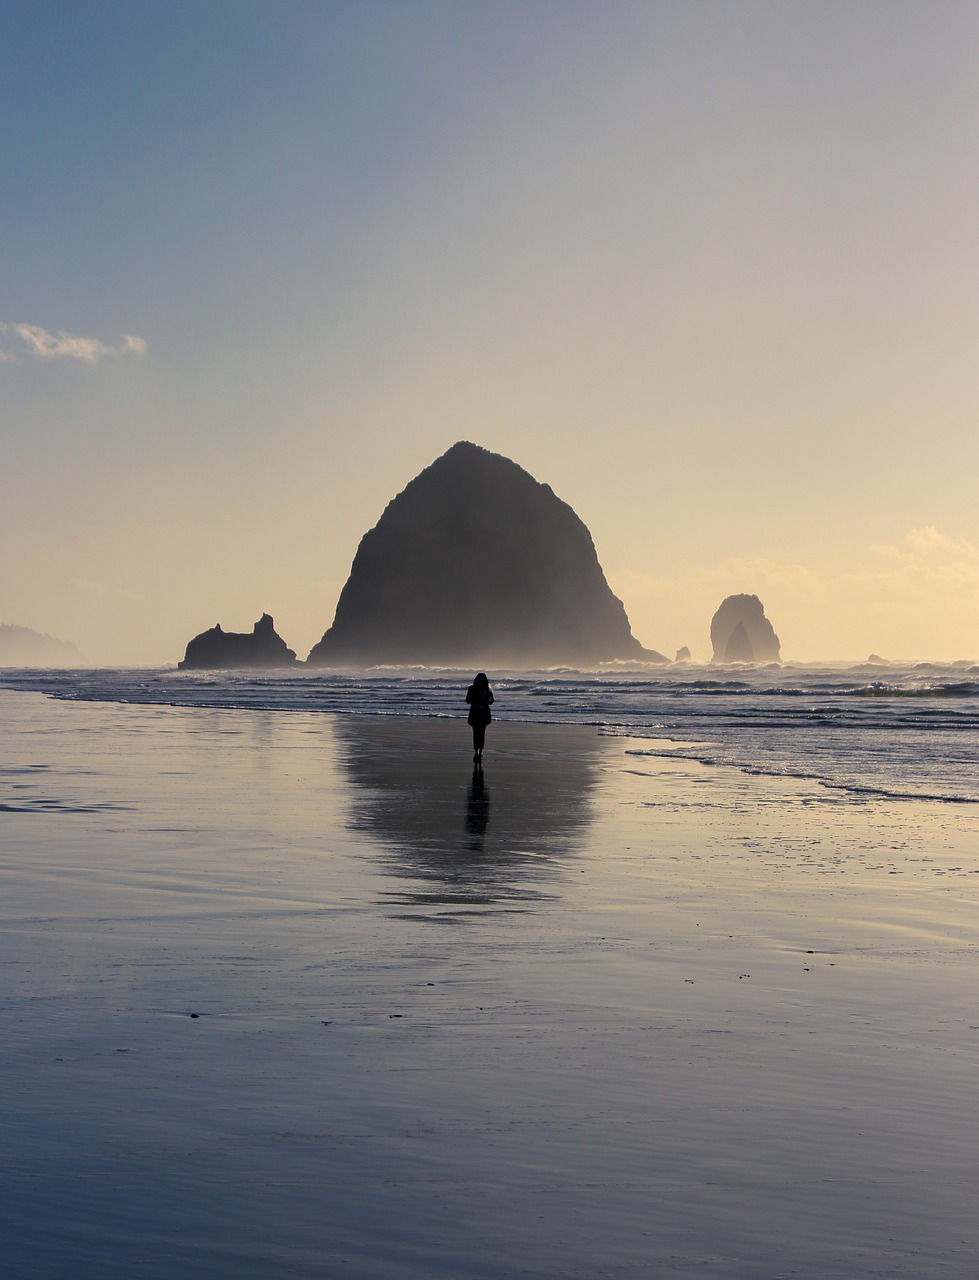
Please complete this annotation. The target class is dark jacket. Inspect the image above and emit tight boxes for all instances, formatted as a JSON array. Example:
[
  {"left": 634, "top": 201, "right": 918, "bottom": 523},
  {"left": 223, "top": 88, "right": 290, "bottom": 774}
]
[{"left": 466, "top": 684, "right": 494, "bottom": 727}]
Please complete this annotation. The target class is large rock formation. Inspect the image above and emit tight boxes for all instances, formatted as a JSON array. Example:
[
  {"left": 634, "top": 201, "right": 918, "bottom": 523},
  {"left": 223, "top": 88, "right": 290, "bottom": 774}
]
[
  {"left": 0, "top": 624, "right": 83, "bottom": 667},
  {"left": 308, "top": 441, "right": 665, "bottom": 668},
  {"left": 178, "top": 613, "right": 297, "bottom": 670},
  {"left": 709, "top": 595, "right": 781, "bottom": 663}
]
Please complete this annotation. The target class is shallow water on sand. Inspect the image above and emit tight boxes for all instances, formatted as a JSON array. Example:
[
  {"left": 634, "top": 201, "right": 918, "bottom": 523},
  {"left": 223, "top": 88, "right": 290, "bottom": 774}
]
[
  {"left": 3, "top": 660, "right": 978, "bottom": 802},
  {"left": 1, "top": 690, "right": 977, "bottom": 1278}
]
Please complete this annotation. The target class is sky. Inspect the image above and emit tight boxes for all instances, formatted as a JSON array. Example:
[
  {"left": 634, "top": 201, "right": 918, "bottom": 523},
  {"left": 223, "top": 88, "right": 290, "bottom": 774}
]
[{"left": 2, "top": 0, "right": 978, "bottom": 665}]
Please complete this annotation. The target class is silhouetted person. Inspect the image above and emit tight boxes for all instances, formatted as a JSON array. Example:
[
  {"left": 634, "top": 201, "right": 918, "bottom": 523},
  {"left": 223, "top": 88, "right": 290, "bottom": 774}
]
[{"left": 466, "top": 672, "right": 494, "bottom": 764}]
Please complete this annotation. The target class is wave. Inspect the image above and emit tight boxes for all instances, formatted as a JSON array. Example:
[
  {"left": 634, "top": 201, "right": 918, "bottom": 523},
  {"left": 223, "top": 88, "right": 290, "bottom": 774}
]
[
  {"left": 852, "top": 680, "right": 979, "bottom": 698},
  {"left": 2, "top": 661, "right": 978, "bottom": 804},
  {"left": 623, "top": 744, "right": 979, "bottom": 806}
]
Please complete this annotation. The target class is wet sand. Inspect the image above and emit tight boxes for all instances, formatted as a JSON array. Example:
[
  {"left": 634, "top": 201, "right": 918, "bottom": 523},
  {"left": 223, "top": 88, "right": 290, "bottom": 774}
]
[{"left": 1, "top": 689, "right": 977, "bottom": 1278}]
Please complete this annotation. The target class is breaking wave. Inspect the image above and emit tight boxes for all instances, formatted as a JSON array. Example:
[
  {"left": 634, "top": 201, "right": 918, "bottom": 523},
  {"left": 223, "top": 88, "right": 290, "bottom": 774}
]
[{"left": 1, "top": 661, "right": 977, "bottom": 803}]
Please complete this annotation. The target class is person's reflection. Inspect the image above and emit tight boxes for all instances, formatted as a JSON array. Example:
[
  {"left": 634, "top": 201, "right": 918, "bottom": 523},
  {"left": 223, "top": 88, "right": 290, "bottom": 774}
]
[
  {"left": 464, "top": 766, "right": 490, "bottom": 850},
  {"left": 333, "top": 717, "right": 603, "bottom": 913}
]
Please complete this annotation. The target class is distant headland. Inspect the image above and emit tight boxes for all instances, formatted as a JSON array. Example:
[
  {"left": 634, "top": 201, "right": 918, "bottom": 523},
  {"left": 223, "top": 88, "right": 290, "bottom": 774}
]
[{"left": 0, "top": 624, "right": 83, "bottom": 667}]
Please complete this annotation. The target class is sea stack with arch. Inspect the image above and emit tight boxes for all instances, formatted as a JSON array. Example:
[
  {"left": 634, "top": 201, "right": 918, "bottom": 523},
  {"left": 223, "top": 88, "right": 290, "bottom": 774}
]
[
  {"left": 710, "top": 594, "right": 781, "bottom": 663},
  {"left": 307, "top": 441, "right": 666, "bottom": 668}
]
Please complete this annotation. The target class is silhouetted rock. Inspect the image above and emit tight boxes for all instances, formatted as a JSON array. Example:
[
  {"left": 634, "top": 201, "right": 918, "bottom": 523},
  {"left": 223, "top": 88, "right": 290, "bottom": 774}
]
[
  {"left": 178, "top": 613, "right": 297, "bottom": 670},
  {"left": 0, "top": 624, "right": 83, "bottom": 667},
  {"left": 308, "top": 441, "right": 666, "bottom": 668},
  {"left": 709, "top": 594, "right": 781, "bottom": 663},
  {"left": 674, "top": 646, "right": 692, "bottom": 663},
  {"left": 866, "top": 653, "right": 889, "bottom": 666}
]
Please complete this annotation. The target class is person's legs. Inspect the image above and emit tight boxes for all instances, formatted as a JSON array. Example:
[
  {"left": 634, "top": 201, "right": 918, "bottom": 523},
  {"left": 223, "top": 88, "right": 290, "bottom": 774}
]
[{"left": 472, "top": 723, "right": 485, "bottom": 755}]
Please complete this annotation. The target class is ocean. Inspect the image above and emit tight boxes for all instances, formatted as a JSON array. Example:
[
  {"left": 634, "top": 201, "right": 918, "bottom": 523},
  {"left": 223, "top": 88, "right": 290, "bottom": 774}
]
[{"left": 2, "top": 660, "right": 977, "bottom": 803}]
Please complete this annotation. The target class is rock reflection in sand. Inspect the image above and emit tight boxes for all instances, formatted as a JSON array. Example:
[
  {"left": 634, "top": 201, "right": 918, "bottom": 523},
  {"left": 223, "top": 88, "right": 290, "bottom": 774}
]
[{"left": 333, "top": 717, "right": 606, "bottom": 912}]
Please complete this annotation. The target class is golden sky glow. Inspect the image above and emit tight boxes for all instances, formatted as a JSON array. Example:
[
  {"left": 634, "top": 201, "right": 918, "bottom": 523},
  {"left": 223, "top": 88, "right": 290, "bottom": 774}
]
[{"left": 2, "top": 4, "right": 977, "bottom": 663}]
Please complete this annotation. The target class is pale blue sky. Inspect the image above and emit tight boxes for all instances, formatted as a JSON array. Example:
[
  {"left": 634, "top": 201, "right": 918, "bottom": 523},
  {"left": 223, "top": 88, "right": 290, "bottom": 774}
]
[{"left": 3, "top": 2, "right": 978, "bottom": 662}]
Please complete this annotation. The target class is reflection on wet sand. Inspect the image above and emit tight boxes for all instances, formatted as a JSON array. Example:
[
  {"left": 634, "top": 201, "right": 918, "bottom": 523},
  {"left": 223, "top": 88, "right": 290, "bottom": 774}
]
[
  {"left": 464, "top": 767, "right": 490, "bottom": 849},
  {"left": 333, "top": 717, "right": 606, "bottom": 914}
]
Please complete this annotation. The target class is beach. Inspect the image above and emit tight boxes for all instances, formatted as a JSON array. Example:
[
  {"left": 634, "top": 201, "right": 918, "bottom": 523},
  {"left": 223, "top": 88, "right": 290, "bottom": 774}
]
[{"left": 2, "top": 687, "right": 977, "bottom": 1278}]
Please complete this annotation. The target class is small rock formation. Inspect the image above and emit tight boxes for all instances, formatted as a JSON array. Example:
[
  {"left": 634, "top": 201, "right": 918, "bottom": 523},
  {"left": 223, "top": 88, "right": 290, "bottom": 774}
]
[
  {"left": 709, "top": 595, "right": 780, "bottom": 663},
  {"left": 308, "top": 441, "right": 666, "bottom": 667},
  {"left": 178, "top": 613, "right": 297, "bottom": 670},
  {"left": 0, "top": 624, "right": 83, "bottom": 667},
  {"left": 674, "top": 646, "right": 692, "bottom": 663},
  {"left": 866, "top": 653, "right": 889, "bottom": 666}
]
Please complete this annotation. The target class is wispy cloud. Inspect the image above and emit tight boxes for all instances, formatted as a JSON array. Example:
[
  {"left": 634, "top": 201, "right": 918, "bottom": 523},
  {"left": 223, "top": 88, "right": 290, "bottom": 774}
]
[
  {"left": 870, "top": 525, "right": 978, "bottom": 564},
  {"left": 0, "top": 322, "right": 147, "bottom": 363}
]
